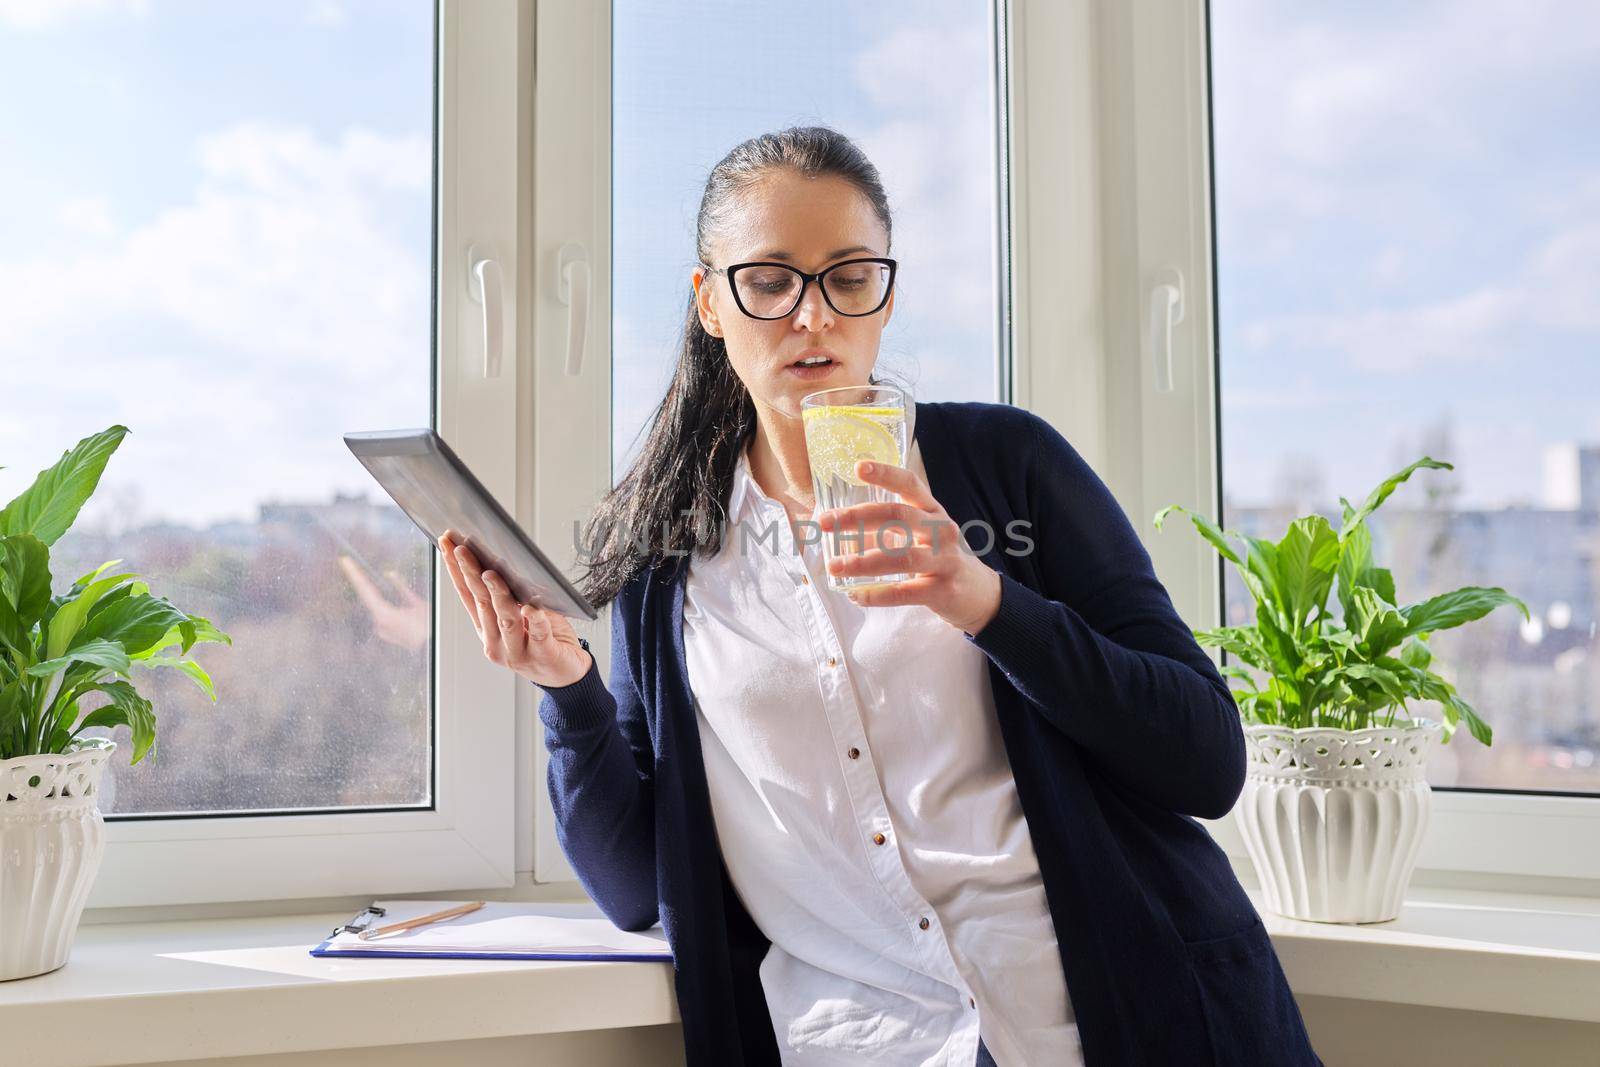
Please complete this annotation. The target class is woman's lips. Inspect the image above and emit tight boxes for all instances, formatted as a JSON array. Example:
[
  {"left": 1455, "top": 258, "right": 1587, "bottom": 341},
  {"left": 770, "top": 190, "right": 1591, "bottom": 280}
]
[{"left": 787, "top": 360, "right": 839, "bottom": 380}]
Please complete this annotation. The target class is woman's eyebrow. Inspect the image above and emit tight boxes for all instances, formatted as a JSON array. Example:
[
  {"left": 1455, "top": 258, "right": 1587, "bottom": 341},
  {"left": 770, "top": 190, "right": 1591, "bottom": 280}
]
[{"left": 752, "top": 245, "right": 877, "bottom": 262}]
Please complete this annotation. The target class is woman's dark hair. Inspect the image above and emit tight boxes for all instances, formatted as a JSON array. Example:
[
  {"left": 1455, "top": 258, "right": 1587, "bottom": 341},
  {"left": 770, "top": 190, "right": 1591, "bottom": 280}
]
[{"left": 575, "top": 125, "right": 903, "bottom": 610}]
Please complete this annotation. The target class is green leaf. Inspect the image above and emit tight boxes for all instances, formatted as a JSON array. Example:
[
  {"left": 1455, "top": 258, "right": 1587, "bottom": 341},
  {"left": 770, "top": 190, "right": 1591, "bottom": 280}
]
[
  {"left": 0, "top": 676, "right": 26, "bottom": 754},
  {"left": 142, "top": 654, "right": 217, "bottom": 702},
  {"left": 24, "top": 637, "right": 131, "bottom": 680},
  {"left": 77, "top": 679, "right": 156, "bottom": 764},
  {"left": 132, "top": 613, "right": 230, "bottom": 661},
  {"left": 1238, "top": 533, "right": 1285, "bottom": 625},
  {"left": 1401, "top": 586, "right": 1530, "bottom": 638},
  {"left": 1194, "top": 625, "right": 1272, "bottom": 671},
  {"left": 0, "top": 426, "right": 131, "bottom": 546},
  {"left": 1338, "top": 456, "right": 1453, "bottom": 541},
  {"left": 1447, "top": 694, "right": 1493, "bottom": 746},
  {"left": 1274, "top": 515, "right": 1342, "bottom": 632},
  {"left": 1350, "top": 587, "right": 1409, "bottom": 658},
  {"left": 1154, "top": 504, "right": 1244, "bottom": 566},
  {"left": 0, "top": 592, "right": 32, "bottom": 663},
  {"left": 0, "top": 533, "right": 53, "bottom": 627},
  {"left": 1399, "top": 638, "right": 1433, "bottom": 670},
  {"left": 72, "top": 559, "right": 125, "bottom": 588},
  {"left": 1340, "top": 663, "right": 1410, "bottom": 707},
  {"left": 75, "top": 593, "right": 188, "bottom": 658},
  {"left": 45, "top": 570, "right": 137, "bottom": 661}
]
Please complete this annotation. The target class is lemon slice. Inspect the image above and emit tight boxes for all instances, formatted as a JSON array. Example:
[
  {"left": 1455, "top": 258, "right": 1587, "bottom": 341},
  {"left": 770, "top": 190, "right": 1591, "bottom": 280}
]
[{"left": 802, "top": 408, "right": 901, "bottom": 486}]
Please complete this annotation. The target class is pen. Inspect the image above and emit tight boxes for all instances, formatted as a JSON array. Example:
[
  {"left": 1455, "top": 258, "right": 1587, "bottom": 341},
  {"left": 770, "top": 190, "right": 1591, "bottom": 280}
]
[{"left": 358, "top": 900, "right": 487, "bottom": 941}]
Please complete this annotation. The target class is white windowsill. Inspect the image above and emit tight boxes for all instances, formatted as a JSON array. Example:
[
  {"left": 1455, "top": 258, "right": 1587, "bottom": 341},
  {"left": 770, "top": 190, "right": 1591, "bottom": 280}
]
[
  {"left": 1235, "top": 867, "right": 1600, "bottom": 1025},
  {"left": 2, "top": 877, "right": 1595, "bottom": 1067},
  {"left": 0, "top": 904, "right": 679, "bottom": 1067}
]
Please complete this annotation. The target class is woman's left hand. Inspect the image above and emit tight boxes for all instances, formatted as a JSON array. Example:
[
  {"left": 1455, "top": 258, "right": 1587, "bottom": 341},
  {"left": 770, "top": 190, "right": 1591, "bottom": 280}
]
[{"left": 817, "top": 459, "right": 1002, "bottom": 637}]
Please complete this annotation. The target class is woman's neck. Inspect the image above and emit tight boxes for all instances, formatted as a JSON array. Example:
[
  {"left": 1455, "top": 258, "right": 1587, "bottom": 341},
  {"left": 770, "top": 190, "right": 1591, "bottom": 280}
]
[{"left": 747, "top": 405, "right": 815, "bottom": 517}]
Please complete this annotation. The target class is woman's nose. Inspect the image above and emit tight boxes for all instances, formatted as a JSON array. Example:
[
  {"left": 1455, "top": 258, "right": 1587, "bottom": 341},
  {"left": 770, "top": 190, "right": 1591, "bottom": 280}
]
[{"left": 790, "top": 278, "right": 834, "bottom": 330}]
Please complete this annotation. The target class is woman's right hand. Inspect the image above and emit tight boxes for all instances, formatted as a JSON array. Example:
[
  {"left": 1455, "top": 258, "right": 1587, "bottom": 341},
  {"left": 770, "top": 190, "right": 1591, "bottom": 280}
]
[{"left": 438, "top": 529, "right": 594, "bottom": 689}]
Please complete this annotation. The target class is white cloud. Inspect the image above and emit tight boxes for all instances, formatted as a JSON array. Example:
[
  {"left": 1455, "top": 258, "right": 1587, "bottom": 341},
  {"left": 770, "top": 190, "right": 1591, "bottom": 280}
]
[
  {"left": 0, "top": 0, "right": 146, "bottom": 29},
  {"left": 849, "top": 17, "right": 998, "bottom": 342},
  {"left": 58, "top": 195, "right": 117, "bottom": 237},
  {"left": 1214, "top": 0, "right": 1600, "bottom": 374},
  {"left": 0, "top": 121, "right": 433, "bottom": 528},
  {"left": 304, "top": 1, "right": 348, "bottom": 29},
  {"left": 1238, "top": 206, "right": 1600, "bottom": 373}
]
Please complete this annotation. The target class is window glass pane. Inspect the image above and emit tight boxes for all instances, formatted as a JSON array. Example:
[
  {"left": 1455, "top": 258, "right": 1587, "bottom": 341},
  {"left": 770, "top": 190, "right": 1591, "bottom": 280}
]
[
  {"left": 612, "top": 0, "right": 1006, "bottom": 480},
  {"left": 1211, "top": 1, "right": 1600, "bottom": 792},
  {"left": 0, "top": 2, "right": 437, "bottom": 813}
]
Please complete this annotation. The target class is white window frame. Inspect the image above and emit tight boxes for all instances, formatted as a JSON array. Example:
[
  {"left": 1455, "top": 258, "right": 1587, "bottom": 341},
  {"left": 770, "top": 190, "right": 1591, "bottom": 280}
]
[
  {"left": 527, "top": 0, "right": 1600, "bottom": 900},
  {"left": 1081, "top": 0, "right": 1600, "bottom": 891},
  {"left": 83, "top": 0, "right": 527, "bottom": 911}
]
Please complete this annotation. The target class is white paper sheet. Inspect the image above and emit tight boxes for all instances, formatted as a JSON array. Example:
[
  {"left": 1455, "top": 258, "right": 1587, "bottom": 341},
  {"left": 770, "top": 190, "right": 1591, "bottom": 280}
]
[{"left": 319, "top": 899, "right": 671, "bottom": 957}]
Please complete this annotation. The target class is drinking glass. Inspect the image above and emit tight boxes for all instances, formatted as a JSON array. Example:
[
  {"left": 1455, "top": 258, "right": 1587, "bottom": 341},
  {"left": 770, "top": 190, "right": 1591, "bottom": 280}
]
[{"left": 800, "top": 384, "right": 913, "bottom": 591}]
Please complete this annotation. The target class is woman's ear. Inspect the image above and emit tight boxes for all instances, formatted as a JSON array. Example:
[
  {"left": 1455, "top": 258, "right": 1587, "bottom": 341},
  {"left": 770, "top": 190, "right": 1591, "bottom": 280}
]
[{"left": 692, "top": 269, "right": 723, "bottom": 337}]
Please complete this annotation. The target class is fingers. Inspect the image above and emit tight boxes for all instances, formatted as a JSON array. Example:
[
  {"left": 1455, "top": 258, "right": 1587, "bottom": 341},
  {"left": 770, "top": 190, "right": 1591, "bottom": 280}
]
[
  {"left": 480, "top": 568, "right": 530, "bottom": 664},
  {"left": 439, "top": 533, "right": 484, "bottom": 636},
  {"left": 854, "top": 460, "right": 938, "bottom": 511},
  {"left": 827, "top": 542, "right": 941, "bottom": 581},
  {"left": 450, "top": 539, "right": 505, "bottom": 660},
  {"left": 818, "top": 500, "right": 953, "bottom": 551}
]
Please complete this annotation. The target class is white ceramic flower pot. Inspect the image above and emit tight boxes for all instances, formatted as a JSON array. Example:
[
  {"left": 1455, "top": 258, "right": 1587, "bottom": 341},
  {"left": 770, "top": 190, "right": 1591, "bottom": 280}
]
[
  {"left": 0, "top": 737, "right": 116, "bottom": 981},
  {"left": 1236, "top": 719, "right": 1444, "bottom": 924}
]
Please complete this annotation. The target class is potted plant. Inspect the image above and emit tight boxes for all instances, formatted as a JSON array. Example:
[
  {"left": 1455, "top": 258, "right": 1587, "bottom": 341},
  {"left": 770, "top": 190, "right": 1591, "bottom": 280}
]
[
  {"left": 0, "top": 425, "right": 230, "bottom": 981},
  {"left": 1155, "top": 457, "right": 1527, "bottom": 923}
]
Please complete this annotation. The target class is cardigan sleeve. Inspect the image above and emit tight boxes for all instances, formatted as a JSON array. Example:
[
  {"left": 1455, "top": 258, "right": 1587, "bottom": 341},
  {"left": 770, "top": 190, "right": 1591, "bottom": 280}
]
[
  {"left": 964, "top": 412, "right": 1246, "bottom": 820},
  {"left": 536, "top": 594, "right": 659, "bottom": 930}
]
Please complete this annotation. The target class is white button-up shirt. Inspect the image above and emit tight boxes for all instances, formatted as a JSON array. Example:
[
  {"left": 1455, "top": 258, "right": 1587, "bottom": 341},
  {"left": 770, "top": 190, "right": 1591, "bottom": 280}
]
[{"left": 682, "top": 440, "right": 1084, "bottom": 1066}]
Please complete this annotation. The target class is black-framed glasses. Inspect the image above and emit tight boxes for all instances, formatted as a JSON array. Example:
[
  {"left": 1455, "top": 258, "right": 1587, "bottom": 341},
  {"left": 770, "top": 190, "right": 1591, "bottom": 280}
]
[{"left": 705, "top": 257, "right": 898, "bottom": 320}]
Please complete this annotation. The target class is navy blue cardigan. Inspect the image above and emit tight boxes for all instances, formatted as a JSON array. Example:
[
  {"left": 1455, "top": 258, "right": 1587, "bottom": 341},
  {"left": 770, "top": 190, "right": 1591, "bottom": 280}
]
[{"left": 538, "top": 400, "right": 1322, "bottom": 1066}]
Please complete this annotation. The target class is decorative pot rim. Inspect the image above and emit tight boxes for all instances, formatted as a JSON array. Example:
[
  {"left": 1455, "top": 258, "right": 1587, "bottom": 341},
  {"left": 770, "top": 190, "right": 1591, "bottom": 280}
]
[
  {"left": 1243, "top": 718, "right": 1445, "bottom": 737},
  {"left": 2, "top": 737, "right": 119, "bottom": 804},
  {"left": 0, "top": 736, "right": 119, "bottom": 766},
  {"left": 1242, "top": 718, "right": 1443, "bottom": 783}
]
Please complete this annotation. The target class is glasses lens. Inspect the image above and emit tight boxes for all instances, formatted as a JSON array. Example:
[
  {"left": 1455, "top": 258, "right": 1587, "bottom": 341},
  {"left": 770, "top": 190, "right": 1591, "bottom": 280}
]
[
  {"left": 733, "top": 265, "right": 803, "bottom": 318},
  {"left": 823, "top": 261, "right": 890, "bottom": 315}
]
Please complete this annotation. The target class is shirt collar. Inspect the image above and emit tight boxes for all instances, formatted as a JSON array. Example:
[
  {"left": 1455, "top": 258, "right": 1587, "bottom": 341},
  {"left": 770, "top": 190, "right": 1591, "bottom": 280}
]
[{"left": 727, "top": 443, "right": 759, "bottom": 524}]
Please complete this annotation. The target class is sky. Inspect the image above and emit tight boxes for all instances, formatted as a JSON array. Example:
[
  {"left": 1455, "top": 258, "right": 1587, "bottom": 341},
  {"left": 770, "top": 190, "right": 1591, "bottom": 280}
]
[
  {"left": 0, "top": 0, "right": 434, "bottom": 532},
  {"left": 1211, "top": 0, "right": 1600, "bottom": 510},
  {"left": 611, "top": 0, "right": 1002, "bottom": 477},
  {"left": 1, "top": 0, "right": 1595, "bottom": 529}
]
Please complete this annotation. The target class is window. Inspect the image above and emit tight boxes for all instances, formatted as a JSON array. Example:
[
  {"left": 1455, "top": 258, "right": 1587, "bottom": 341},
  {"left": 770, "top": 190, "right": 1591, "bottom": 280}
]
[
  {"left": 2, "top": 1, "right": 436, "bottom": 816},
  {"left": 1211, "top": 1, "right": 1600, "bottom": 797},
  {"left": 3, "top": 1, "right": 526, "bottom": 907},
  {"left": 610, "top": 0, "right": 1013, "bottom": 478},
  {"left": 527, "top": 0, "right": 1017, "bottom": 881}
]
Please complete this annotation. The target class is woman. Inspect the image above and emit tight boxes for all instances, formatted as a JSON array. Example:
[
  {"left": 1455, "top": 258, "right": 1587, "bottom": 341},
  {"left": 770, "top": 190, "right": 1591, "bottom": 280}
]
[{"left": 440, "top": 127, "right": 1322, "bottom": 1067}]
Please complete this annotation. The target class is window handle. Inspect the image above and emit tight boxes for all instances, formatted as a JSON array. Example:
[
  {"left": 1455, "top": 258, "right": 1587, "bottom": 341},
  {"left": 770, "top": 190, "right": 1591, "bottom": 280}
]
[
  {"left": 468, "top": 244, "right": 504, "bottom": 379},
  {"left": 1147, "top": 267, "right": 1184, "bottom": 394},
  {"left": 557, "top": 242, "right": 591, "bottom": 376}
]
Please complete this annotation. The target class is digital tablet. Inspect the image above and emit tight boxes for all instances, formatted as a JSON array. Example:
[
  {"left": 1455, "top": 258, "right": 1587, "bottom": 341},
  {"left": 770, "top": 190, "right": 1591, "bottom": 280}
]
[{"left": 343, "top": 428, "right": 598, "bottom": 622}]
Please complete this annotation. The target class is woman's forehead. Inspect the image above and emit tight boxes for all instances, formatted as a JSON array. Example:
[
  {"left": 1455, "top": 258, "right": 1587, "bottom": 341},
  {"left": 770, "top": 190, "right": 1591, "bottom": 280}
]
[{"left": 721, "top": 171, "right": 887, "bottom": 263}]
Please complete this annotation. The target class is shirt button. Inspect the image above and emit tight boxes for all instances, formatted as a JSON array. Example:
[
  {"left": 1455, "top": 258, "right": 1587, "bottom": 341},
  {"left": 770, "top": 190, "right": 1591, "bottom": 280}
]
[
  {"left": 872, "top": 832, "right": 886, "bottom": 846},
  {"left": 826, "top": 656, "right": 837, "bottom": 667},
  {"left": 801, "top": 574, "right": 810, "bottom": 585},
  {"left": 918, "top": 916, "right": 930, "bottom": 930},
  {"left": 969, "top": 997, "right": 976, "bottom": 1009},
  {"left": 847, "top": 746, "right": 860, "bottom": 759}
]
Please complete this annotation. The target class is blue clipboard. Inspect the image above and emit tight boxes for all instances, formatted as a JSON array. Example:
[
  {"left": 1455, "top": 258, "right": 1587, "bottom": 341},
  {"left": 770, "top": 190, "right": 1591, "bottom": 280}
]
[{"left": 308, "top": 901, "right": 674, "bottom": 962}]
